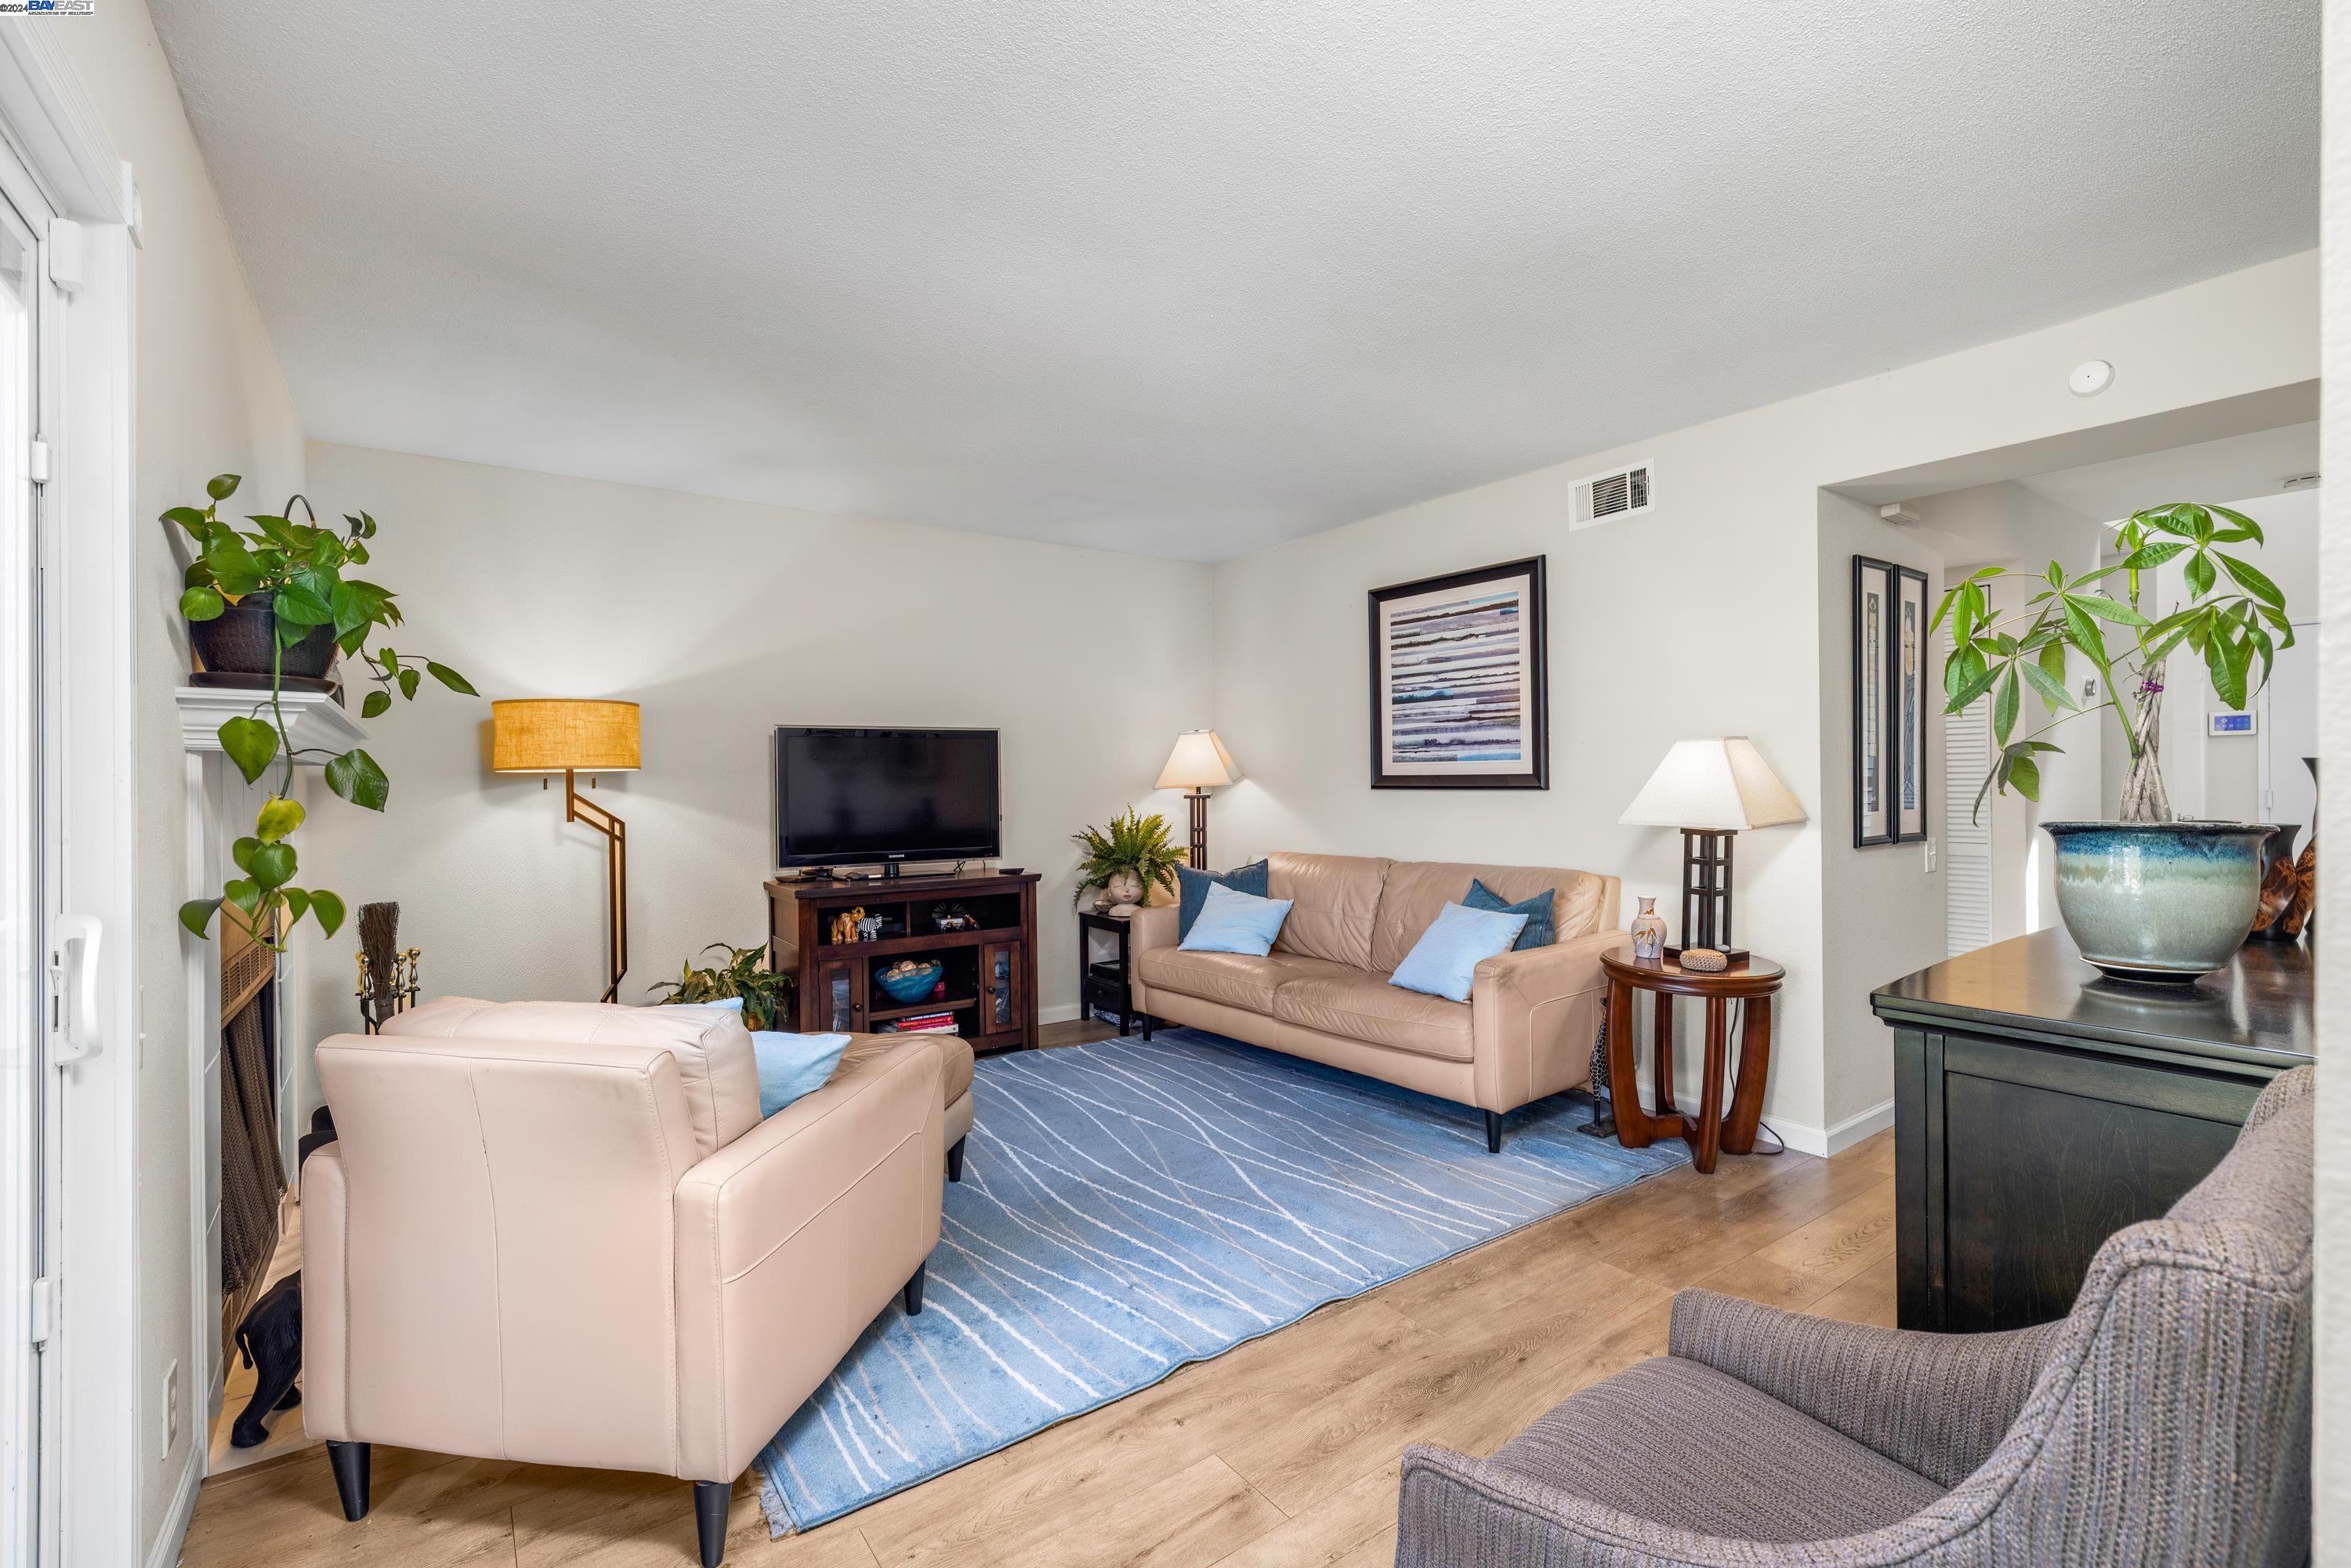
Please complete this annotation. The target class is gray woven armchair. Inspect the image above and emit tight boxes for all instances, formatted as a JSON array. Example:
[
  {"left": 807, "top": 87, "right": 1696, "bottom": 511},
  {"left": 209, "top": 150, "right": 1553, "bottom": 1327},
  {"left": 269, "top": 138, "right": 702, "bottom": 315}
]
[{"left": 1399, "top": 1065, "right": 2313, "bottom": 1566}]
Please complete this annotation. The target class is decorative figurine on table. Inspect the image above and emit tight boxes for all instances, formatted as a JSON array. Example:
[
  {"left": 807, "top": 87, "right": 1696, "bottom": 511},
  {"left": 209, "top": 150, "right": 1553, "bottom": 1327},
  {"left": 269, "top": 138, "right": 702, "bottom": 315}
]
[{"left": 830, "top": 907, "right": 866, "bottom": 944}]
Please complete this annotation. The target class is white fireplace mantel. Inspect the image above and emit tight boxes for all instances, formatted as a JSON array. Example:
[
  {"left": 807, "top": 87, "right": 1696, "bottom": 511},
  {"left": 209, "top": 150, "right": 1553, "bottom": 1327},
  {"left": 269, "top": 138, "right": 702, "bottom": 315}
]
[
  {"left": 178, "top": 682, "right": 367, "bottom": 1432},
  {"left": 176, "top": 684, "right": 369, "bottom": 761}
]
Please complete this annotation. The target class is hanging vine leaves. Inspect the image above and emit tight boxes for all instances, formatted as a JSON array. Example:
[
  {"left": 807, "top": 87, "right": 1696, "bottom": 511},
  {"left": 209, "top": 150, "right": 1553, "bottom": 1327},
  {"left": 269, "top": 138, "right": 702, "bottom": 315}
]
[{"left": 170, "top": 473, "right": 477, "bottom": 950}]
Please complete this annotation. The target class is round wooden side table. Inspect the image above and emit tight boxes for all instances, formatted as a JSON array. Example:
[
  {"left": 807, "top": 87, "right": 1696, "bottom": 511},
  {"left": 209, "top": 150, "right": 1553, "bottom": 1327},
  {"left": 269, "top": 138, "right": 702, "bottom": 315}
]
[{"left": 1601, "top": 949, "right": 1784, "bottom": 1174}]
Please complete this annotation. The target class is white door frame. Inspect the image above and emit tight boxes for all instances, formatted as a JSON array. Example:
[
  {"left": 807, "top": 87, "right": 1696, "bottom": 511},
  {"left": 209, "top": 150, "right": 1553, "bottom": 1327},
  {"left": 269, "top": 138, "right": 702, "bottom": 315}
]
[
  {"left": 0, "top": 26, "right": 142, "bottom": 1568},
  {"left": 0, "top": 130, "right": 54, "bottom": 1568}
]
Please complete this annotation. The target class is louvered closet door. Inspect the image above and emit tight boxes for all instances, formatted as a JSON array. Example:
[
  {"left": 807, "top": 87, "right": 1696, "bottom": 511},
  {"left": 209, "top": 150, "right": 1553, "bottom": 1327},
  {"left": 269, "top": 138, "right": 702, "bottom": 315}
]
[{"left": 1944, "top": 696, "right": 1994, "bottom": 958}]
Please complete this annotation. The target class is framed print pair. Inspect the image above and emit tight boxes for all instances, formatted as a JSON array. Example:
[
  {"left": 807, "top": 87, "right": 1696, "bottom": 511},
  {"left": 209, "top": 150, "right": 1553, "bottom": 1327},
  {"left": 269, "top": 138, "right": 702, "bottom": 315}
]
[{"left": 1853, "top": 556, "right": 1928, "bottom": 846}]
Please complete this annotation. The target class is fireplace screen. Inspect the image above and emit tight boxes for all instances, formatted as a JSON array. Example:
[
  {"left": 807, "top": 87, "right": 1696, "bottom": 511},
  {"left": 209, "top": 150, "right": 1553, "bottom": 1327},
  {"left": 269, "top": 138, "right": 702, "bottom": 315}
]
[{"left": 220, "top": 921, "right": 285, "bottom": 1351}]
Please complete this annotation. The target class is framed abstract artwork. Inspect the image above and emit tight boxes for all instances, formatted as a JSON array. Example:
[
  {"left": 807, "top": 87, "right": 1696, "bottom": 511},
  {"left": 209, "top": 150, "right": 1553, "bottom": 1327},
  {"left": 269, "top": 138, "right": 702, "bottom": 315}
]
[
  {"left": 1892, "top": 565, "right": 1930, "bottom": 842},
  {"left": 1367, "top": 556, "right": 1549, "bottom": 790},
  {"left": 1853, "top": 556, "right": 1931, "bottom": 846},
  {"left": 1853, "top": 556, "right": 1895, "bottom": 846}
]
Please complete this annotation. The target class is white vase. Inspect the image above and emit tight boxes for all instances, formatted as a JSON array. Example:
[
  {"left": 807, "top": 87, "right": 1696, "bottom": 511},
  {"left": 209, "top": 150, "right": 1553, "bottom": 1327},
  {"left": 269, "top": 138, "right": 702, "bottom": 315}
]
[
  {"left": 1106, "top": 870, "right": 1145, "bottom": 907},
  {"left": 1630, "top": 896, "right": 1667, "bottom": 961}
]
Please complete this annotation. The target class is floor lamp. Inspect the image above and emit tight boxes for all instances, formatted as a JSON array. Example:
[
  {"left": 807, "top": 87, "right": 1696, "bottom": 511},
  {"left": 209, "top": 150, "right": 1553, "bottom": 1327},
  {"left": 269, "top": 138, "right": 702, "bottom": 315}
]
[
  {"left": 1157, "top": 730, "right": 1238, "bottom": 869},
  {"left": 492, "top": 699, "right": 642, "bottom": 1003}
]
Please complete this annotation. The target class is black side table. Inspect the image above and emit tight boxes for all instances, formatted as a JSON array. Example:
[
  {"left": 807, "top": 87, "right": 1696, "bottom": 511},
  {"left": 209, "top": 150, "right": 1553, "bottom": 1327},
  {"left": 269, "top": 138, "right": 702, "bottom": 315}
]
[{"left": 1078, "top": 910, "right": 1138, "bottom": 1036}]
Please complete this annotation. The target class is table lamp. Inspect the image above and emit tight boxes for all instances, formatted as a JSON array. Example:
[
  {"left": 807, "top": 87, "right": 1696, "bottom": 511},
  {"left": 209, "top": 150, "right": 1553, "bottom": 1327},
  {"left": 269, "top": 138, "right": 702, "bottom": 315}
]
[
  {"left": 492, "top": 698, "right": 641, "bottom": 1002},
  {"left": 1618, "top": 737, "right": 1803, "bottom": 962},
  {"left": 1157, "top": 729, "right": 1238, "bottom": 869}
]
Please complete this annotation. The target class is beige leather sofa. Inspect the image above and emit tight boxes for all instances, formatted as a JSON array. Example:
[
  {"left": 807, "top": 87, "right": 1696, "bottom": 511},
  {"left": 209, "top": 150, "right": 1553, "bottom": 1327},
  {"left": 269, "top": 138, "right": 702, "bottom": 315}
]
[
  {"left": 1131, "top": 852, "right": 1625, "bottom": 1150},
  {"left": 303, "top": 999, "right": 958, "bottom": 1567}
]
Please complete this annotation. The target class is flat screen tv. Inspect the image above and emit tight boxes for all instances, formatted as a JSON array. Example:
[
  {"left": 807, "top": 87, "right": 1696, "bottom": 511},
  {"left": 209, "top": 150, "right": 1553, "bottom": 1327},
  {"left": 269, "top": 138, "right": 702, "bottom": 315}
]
[{"left": 775, "top": 726, "right": 1002, "bottom": 870}]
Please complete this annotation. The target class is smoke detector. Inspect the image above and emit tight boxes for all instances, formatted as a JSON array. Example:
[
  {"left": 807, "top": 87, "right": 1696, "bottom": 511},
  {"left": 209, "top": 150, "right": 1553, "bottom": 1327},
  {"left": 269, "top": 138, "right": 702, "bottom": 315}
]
[
  {"left": 2282, "top": 473, "right": 2320, "bottom": 491},
  {"left": 2068, "top": 360, "right": 2114, "bottom": 397},
  {"left": 1880, "top": 502, "right": 1923, "bottom": 526}
]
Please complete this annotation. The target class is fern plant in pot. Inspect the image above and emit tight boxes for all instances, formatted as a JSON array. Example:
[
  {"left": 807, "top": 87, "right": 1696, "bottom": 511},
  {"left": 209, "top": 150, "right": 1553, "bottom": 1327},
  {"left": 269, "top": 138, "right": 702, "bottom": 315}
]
[
  {"left": 1070, "top": 809, "right": 1183, "bottom": 911},
  {"left": 173, "top": 474, "right": 476, "bottom": 948},
  {"left": 1936, "top": 501, "right": 2289, "bottom": 983}
]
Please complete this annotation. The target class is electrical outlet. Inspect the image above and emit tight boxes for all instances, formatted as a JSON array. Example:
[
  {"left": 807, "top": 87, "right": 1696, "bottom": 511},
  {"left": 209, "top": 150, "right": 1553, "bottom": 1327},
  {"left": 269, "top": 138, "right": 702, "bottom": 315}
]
[
  {"left": 1923, "top": 838, "right": 1938, "bottom": 873},
  {"left": 162, "top": 1360, "right": 179, "bottom": 1459}
]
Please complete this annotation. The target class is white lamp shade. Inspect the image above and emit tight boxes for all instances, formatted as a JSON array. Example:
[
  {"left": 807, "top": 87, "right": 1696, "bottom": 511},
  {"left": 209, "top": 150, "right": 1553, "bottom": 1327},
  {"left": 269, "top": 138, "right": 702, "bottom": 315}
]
[
  {"left": 1619, "top": 737, "right": 1804, "bottom": 831},
  {"left": 1157, "top": 729, "right": 1238, "bottom": 790}
]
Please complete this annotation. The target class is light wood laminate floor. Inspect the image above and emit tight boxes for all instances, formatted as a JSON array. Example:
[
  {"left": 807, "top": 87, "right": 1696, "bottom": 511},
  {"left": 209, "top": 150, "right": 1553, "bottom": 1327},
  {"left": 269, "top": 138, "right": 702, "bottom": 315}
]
[{"left": 183, "top": 1026, "right": 1898, "bottom": 1568}]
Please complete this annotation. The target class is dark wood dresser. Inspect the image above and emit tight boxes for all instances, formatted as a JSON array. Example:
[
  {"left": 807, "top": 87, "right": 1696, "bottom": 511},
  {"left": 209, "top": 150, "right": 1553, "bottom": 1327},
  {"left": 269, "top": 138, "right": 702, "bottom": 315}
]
[{"left": 1871, "top": 926, "right": 2313, "bottom": 1333}]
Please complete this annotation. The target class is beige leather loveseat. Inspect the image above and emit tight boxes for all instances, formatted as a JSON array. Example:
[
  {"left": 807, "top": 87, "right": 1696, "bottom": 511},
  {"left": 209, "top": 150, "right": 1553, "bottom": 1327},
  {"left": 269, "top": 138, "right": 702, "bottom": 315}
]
[
  {"left": 302, "top": 998, "right": 962, "bottom": 1567},
  {"left": 1130, "top": 852, "right": 1625, "bottom": 1150}
]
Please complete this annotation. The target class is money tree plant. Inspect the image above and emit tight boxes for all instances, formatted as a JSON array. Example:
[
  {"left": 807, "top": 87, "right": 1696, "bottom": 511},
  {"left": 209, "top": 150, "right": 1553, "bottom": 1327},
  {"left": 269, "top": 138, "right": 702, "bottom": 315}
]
[
  {"left": 1934, "top": 501, "right": 2291, "bottom": 824},
  {"left": 172, "top": 473, "right": 476, "bottom": 948}
]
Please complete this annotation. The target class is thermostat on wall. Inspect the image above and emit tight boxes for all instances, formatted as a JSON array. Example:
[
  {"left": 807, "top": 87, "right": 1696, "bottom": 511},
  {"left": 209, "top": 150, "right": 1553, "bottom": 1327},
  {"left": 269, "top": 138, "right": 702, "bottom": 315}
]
[{"left": 2209, "top": 712, "right": 2256, "bottom": 737}]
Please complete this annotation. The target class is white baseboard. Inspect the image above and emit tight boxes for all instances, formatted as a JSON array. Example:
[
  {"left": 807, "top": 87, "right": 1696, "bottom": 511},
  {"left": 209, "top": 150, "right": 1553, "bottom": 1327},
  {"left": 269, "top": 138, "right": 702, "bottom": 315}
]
[
  {"left": 147, "top": 1443, "right": 202, "bottom": 1568},
  {"left": 1773, "top": 1099, "right": 1896, "bottom": 1159},
  {"left": 1038, "top": 1002, "right": 1082, "bottom": 1026}
]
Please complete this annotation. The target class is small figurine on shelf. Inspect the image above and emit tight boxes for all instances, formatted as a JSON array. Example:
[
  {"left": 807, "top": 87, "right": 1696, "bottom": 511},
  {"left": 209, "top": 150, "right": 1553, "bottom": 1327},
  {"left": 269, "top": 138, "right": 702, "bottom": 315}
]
[{"left": 829, "top": 907, "right": 866, "bottom": 944}]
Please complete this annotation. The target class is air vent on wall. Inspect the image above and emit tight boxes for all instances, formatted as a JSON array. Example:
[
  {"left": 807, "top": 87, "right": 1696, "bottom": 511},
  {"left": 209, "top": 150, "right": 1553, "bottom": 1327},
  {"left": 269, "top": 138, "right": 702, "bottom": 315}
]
[{"left": 1572, "top": 460, "right": 1654, "bottom": 529}]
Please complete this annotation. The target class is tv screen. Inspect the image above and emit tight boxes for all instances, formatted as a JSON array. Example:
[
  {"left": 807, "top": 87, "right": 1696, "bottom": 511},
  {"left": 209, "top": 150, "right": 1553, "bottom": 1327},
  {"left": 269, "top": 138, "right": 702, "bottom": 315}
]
[{"left": 776, "top": 727, "right": 1002, "bottom": 867}]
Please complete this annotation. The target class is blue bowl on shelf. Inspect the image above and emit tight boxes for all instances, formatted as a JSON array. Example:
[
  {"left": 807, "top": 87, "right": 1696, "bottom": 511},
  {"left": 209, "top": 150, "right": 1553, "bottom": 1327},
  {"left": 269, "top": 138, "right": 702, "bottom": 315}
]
[{"left": 875, "top": 961, "right": 944, "bottom": 1004}]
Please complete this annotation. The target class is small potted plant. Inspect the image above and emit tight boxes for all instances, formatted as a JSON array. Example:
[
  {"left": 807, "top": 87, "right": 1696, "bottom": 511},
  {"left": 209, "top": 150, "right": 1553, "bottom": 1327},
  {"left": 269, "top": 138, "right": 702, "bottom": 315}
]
[
  {"left": 1070, "top": 808, "right": 1184, "bottom": 912},
  {"left": 1936, "top": 501, "right": 2291, "bottom": 982},
  {"left": 173, "top": 475, "right": 476, "bottom": 947},
  {"left": 650, "top": 943, "right": 795, "bottom": 1030}
]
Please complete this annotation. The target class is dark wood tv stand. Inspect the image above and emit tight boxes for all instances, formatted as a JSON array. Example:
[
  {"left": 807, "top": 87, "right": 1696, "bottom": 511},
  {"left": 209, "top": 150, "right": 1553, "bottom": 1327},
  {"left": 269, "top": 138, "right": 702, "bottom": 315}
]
[{"left": 767, "top": 869, "right": 1040, "bottom": 1052}]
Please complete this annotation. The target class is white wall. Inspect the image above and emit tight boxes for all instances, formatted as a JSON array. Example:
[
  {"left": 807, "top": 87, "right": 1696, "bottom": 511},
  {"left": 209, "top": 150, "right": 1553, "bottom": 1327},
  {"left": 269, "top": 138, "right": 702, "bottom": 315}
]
[
  {"left": 289, "top": 443, "right": 1215, "bottom": 1115},
  {"left": 1815, "top": 494, "right": 1941, "bottom": 1135},
  {"left": 1212, "top": 252, "right": 2317, "bottom": 1153},
  {"left": 56, "top": 5, "right": 306, "bottom": 1557},
  {"left": 2313, "top": 0, "right": 2348, "bottom": 1535}
]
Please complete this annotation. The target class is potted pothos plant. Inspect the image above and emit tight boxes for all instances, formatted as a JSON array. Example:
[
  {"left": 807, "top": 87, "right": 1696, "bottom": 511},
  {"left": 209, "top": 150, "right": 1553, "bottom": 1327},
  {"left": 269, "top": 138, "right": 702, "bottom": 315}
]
[
  {"left": 1936, "top": 500, "right": 2291, "bottom": 982},
  {"left": 173, "top": 473, "right": 476, "bottom": 949},
  {"left": 649, "top": 943, "right": 795, "bottom": 1030},
  {"left": 1070, "top": 808, "right": 1184, "bottom": 910}
]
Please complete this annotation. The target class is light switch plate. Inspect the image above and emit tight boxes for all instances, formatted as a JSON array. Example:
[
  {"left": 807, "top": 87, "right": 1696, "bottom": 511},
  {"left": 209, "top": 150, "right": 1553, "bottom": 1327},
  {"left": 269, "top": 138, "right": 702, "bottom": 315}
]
[{"left": 1923, "top": 838, "right": 1938, "bottom": 872}]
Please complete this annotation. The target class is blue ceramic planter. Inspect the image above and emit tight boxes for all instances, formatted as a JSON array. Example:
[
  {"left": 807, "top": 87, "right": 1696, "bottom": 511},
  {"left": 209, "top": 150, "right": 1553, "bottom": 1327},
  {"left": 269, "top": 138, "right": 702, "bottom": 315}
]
[{"left": 2043, "top": 821, "right": 2273, "bottom": 983}]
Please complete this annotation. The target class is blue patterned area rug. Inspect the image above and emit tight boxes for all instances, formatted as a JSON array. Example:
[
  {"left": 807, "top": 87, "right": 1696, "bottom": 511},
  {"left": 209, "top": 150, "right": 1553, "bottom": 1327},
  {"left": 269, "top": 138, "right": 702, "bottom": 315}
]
[{"left": 756, "top": 1027, "right": 1689, "bottom": 1532}]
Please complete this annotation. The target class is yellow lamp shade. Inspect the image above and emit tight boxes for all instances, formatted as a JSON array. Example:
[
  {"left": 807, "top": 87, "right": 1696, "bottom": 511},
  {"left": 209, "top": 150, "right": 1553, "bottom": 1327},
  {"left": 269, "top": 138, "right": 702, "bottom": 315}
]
[{"left": 492, "top": 699, "right": 642, "bottom": 773}]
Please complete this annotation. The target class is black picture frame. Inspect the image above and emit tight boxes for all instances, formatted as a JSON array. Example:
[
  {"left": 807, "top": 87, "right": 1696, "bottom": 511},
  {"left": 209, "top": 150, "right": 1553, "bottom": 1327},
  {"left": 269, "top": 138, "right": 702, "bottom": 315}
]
[
  {"left": 1367, "top": 556, "right": 1549, "bottom": 790},
  {"left": 1892, "top": 565, "right": 1930, "bottom": 843},
  {"left": 1853, "top": 556, "right": 1896, "bottom": 846}
]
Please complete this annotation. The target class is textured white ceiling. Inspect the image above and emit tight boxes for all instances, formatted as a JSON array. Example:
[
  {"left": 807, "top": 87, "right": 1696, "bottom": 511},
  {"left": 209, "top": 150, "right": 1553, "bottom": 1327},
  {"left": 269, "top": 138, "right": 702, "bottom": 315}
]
[{"left": 149, "top": 0, "right": 2317, "bottom": 561}]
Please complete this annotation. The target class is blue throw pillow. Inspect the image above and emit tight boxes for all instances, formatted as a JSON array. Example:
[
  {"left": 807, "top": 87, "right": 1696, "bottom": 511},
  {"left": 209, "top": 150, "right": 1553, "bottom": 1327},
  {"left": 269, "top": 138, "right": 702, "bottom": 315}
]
[
  {"left": 1178, "top": 882, "right": 1294, "bottom": 956},
  {"left": 1389, "top": 901, "right": 1530, "bottom": 1003},
  {"left": 1176, "top": 859, "right": 1270, "bottom": 939},
  {"left": 1463, "top": 878, "right": 1556, "bottom": 950},
  {"left": 749, "top": 1030, "right": 852, "bottom": 1117}
]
